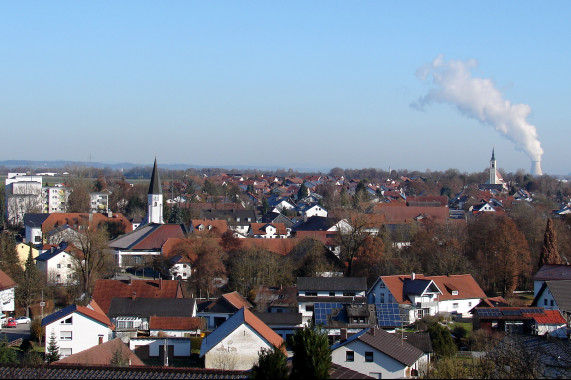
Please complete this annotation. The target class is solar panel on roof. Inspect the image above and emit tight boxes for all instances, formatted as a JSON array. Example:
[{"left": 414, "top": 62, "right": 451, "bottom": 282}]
[
  {"left": 314, "top": 302, "right": 343, "bottom": 326},
  {"left": 477, "top": 308, "right": 502, "bottom": 317},
  {"left": 520, "top": 308, "right": 544, "bottom": 314},
  {"left": 375, "top": 303, "right": 401, "bottom": 327},
  {"left": 501, "top": 309, "right": 522, "bottom": 316}
]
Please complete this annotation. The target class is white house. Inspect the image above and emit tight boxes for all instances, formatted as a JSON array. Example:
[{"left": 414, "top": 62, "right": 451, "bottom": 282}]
[
  {"left": 200, "top": 307, "right": 285, "bottom": 370},
  {"left": 41, "top": 300, "right": 113, "bottom": 358},
  {"left": 0, "top": 269, "right": 16, "bottom": 318},
  {"left": 248, "top": 223, "right": 289, "bottom": 239},
  {"left": 331, "top": 327, "right": 426, "bottom": 379},
  {"left": 532, "top": 280, "right": 571, "bottom": 324},
  {"left": 35, "top": 242, "right": 78, "bottom": 286},
  {"left": 367, "top": 274, "right": 486, "bottom": 324},
  {"left": 533, "top": 264, "right": 571, "bottom": 298},
  {"left": 298, "top": 204, "right": 328, "bottom": 218}
]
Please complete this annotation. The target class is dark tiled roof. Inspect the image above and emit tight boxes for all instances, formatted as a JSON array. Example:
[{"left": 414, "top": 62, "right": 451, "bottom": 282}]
[
  {"left": 403, "top": 279, "right": 433, "bottom": 296},
  {"left": 108, "top": 298, "right": 196, "bottom": 318},
  {"left": 532, "top": 280, "right": 571, "bottom": 312},
  {"left": 402, "top": 332, "right": 433, "bottom": 353},
  {"left": 534, "top": 264, "right": 571, "bottom": 281},
  {"left": 330, "top": 364, "right": 375, "bottom": 379},
  {"left": 291, "top": 216, "right": 339, "bottom": 232},
  {"left": 297, "top": 277, "right": 367, "bottom": 292},
  {"left": 23, "top": 213, "right": 50, "bottom": 227},
  {"left": 254, "top": 312, "right": 303, "bottom": 325},
  {"left": 358, "top": 328, "right": 424, "bottom": 366},
  {"left": 0, "top": 364, "right": 249, "bottom": 379}
]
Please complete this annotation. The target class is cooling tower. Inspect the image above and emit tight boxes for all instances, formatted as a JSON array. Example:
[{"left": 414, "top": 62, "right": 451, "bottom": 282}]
[{"left": 531, "top": 160, "right": 543, "bottom": 176}]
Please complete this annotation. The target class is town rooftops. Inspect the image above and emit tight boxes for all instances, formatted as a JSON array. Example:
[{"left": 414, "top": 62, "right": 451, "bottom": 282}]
[
  {"left": 297, "top": 277, "right": 367, "bottom": 292},
  {"left": 149, "top": 316, "right": 205, "bottom": 331}
]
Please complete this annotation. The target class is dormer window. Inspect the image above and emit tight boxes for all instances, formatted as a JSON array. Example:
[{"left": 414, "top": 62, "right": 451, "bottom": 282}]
[{"left": 451, "top": 290, "right": 458, "bottom": 296}]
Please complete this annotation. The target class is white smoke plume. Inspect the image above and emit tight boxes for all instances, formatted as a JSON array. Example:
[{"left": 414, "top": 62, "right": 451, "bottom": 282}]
[{"left": 413, "top": 55, "right": 543, "bottom": 162}]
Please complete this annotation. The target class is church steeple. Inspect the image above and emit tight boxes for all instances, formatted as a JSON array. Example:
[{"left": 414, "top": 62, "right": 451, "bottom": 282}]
[{"left": 146, "top": 157, "right": 164, "bottom": 224}]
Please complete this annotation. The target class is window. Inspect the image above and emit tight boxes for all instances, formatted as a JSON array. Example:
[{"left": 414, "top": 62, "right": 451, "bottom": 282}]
[
  {"left": 305, "top": 292, "right": 317, "bottom": 297},
  {"left": 452, "top": 303, "right": 459, "bottom": 309},
  {"left": 61, "top": 317, "right": 72, "bottom": 325},
  {"left": 346, "top": 351, "right": 354, "bottom": 362},
  {"left": 67, "top": 264, "right": 71, "bottom": 268},
  {"left": 57, "top": 264, "right": 61, "bottom": 269},
  {"left": 60, "top": 331, "right": 72, "bottom": 340},
  {"left": 550, "top": 300, "right": 554, "bottom": 307},
  {"left": 544, "top": 299, "right": 548, "bottom": 306},
  {"left": 343, "top": 292, "right": 356, "bottom": 297},
  {"left": 329, "top": 292, "right": 335, "bottom": 297},
  {"left": 468, "top": 302, "right": 472, "bottom": 307},
  {"left": 34, "top": 236, "right": 41, "bottom": 243},
  {"left": 306, "top": 304, "right": 314, "bottom": 312},
  {"left": 380, "top": 293, "right": 385, "bottom": 303},
  {"left": 451, "top": 290, "right": 459, "bottom": 296},
  {"left": 365, "top": 351, "right": 374, "bottom": 362},
  {"left": 60, "top": 348, "right": 72, "bottom": 357}
]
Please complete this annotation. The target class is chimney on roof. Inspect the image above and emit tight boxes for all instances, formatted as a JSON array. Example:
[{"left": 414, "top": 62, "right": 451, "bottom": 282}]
[
  {"left": 131, "top": 292, "right": 136, "bottom": 301},
  {"left": 412, "top": 272, "right": 415, "bottom": 281},
  {"left": 128, "top": 277, "right": 132, "bottom": 285},
  {"left": 340, "top": 328, "right": 347, "bottom": 342}
]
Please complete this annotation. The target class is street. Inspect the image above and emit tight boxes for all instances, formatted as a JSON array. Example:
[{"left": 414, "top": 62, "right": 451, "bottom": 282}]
[{"left": 0, "top": 322, "right": 32, "bottom": 344}]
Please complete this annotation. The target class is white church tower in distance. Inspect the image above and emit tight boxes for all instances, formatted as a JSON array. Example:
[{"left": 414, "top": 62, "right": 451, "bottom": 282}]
[{"left": 146, "top": 157, "right": 164, "bottom": 224}]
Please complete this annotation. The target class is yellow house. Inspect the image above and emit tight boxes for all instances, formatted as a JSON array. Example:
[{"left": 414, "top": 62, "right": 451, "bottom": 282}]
[{"left": 15, "top": 243, "right": 40, "bottom": 268}]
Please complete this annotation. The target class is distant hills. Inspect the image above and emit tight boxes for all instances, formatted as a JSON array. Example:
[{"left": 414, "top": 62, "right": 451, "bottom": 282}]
[{"left": 0, "top": 160, "right": 325, "bottom": 173}]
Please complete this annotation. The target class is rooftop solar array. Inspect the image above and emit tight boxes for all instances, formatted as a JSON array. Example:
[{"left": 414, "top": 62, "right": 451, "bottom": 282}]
[
  {"left": 314, "top": 302, "right": 343, "bottom": 326},
  {"left": 476, "top": 308, "right": 502, "bottom": 317},
  {"left": 375, "top": 303, "right": 402, "bottom": 327},
  {"left": 520, "top": 308, "right": 545, "bottom": 314},
  {"left": 501, "top": 309, "right": 522, "bottom": 316}
]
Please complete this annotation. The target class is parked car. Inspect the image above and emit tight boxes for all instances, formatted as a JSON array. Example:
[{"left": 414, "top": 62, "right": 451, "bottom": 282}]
[
  {"left": 3, "top": 318, "right": 17, "bottom": 328},
  {"left": 15, "top": 316, "right": 31, "bottom": 324}
]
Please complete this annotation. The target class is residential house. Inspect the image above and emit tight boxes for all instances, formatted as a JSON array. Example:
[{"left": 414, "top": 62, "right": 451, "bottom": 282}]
[
  {"left": 298, "top": 204, "right": 328, "bottom": 218},
  {"left": 53, "top": 337, "right": 145, "bottom": 366},
  {"left": 107, "top": 297, "right": 197, "bottom": 341},
  {"left": 91, "top": 278, "right": 185, "bottom": 314},
  {"left": 0, "top": 269, "right": 16, "bottom": 318},
  {"left": 161, "top": 238, "right": 195, "bottom": 281},
  {"left": 200, "top": 307, "right": 285, "bottom": 370},
  {"left": 367, "top": 273, "right": 486, "bottom": 324},
  {"left": 248, "top": 223, "right": 289, "bottom": 239},
  {"left": 198, "top": 291, "right": 253, "bottom": 330},
  {"left": 254, "top": 312, "right": 303, "bottom": 342},
  {"left": 14, "top": 242, "right": 40, "bottom": 268},
  {"left": 189, "top": 219, "right": 228, "bottom": 236},
  {"left": 296, "top": 277, "right": 368, "bottom": 331},
  {"left": 259, "top": 212, "right": 295, "bottom": 229},
  {"left": 533, "top": 264, "right": 571, "bottom": 297},
  {"left": 199, "top": 209, "right": 257, "bottom": 236},
  {"left": 532, "top": 280, "right": 571, "bottom": 324},
  {"left": 331, "top": 327, "right": 426, "bottom": 379},
  {"left": 129, "top": 337, "right": 193, "bottom": 363},
  {"left": 35, "top": 242, "right": 78, "bottom": 286},
  {"left": 41, "top": 300, "right": 113, "bottom": 358}
]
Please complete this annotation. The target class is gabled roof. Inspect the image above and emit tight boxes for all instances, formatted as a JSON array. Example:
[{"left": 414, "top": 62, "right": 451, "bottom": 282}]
[
  {"left": 0, "top": 269, "right": 16, "bottom": 292},
  {"left": 239, "top": 238, "right": 298, "bottom": 256},
  {"left": 40, "top": 213, "right": 132, "bottom": 234},
  {"left": 533, "top": 264, "right": 571, "bottom": 281},
  {"left": 332, "top": 328, "right": 423, "bottom": 367},
  {"left": 42, "top": 300, "right": 112, "bottom": 328},
  {"left": 532, "top": 309, "right": 567, "bottom": 325},
  {"left": 35, "top": 242, "right": 70, "bottom": 262},
  {"left": 92, "top": 279, "right": 184, "bottom": 314},
  {"left": 532, "top": 280, "right": 571, "bottom": 312},
  {"left": 53, "top": 338, "right": 145, "bottom": 366},
  {"left": 200, "top": 308, "right": 284, "bottom": 357},
  {"left": 203, "top": 291, "right": 252, "bottom": 313},
  {"left": 297, "top": 277, "right": 367, "bottom": 292},
  {"left": 377, "top": 274, "right": 486, "bottom": 304},
  {"left": 23, "top": 213, "right": 50, "bottom": 228},
  {"left": 190, "top": 219, "right": 228, "bottom": 234},
  {"left": 108, "top": 297, "right": 196, "bottom": 318},
  {"left": 249, "top": 223, "right": 288, "bottom": 236},
  {"left": 291, "top": 216, "right": 340, "bottom": 232},
  {"left": 108, "top": 223, "right": 187, "bottom": 251}
]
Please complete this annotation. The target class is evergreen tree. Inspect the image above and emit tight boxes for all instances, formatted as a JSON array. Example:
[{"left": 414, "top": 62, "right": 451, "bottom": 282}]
[
  {"left": 427, "top": 322, "right": 457, "bottom": 358},
  {"left": 16, "top": 245, "right": 41, "bottom": 317},
  {"left": 0, "top": 337, "right": 17, "bottom": 364},
  {"left": 538, "top": 218, "right": 562, "bottom": 267},
  {"left": 46, "top": 331, "right": 61, "bottom": 363},
  {"left": 251, "top": 344, "right": 289, "bottom": 379},
  {"left": 298, "top": 183, "right": 309, "bottom": 200},
  {"left": 0, "top": 233, "right": 23, "bottom": 279},
  {"left": 289, "top": 324, "right": 331, "bottom": 379}
]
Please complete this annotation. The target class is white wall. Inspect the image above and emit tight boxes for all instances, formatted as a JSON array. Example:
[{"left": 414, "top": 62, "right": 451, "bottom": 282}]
[
  {"left": 45, "top": 312, "right": 111, "bottom": 358},
  {"left": 130, "top": 337, "right": 191, "bottom": 357},
  {"left": 332, "top": 339, "right": 411, "bottom": 379},
  {"left": 0, "top": 288, "right": 15, "bottom": 314},
  {"left": 204, "top": 324, "right": 273, "bottom": 370}
]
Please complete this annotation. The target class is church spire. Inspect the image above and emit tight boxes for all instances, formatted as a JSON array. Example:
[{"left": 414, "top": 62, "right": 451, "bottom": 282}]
[{"left": 148, "top": 157, "right": 162, "bottom": 195}]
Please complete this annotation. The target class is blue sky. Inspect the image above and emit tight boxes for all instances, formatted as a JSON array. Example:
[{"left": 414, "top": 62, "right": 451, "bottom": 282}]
[{"left": 1, "top": 1, "right": 569, "bottom": 175}]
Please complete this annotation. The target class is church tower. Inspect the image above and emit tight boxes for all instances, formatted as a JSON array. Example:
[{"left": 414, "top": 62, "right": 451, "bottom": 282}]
[
  {"left": 489, "top": 148, "right": 498, "bottom": 184},
  {"left": 146, "top": 157, "right": 164, "bottom": 224}
]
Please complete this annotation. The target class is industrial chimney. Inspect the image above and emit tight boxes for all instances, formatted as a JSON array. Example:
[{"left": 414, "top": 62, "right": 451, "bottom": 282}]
[{"left": 531, "top": 160, "right": 543, "bottom": 176}]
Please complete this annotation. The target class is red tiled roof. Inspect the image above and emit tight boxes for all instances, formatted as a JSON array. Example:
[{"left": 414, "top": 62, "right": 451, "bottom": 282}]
[
  {"left": 249, "top": 223, "right": 287, "bottom": 236},
  {"left": 53, "top": 338, "right": 145, "bottom": 366},
  {"left": 382, "top": 274, "right": 486, "bottom": 304},
  {"left": 532, "top": 310, "right": 567, "bottom": 325},
  {"left": 149, "top": 316, "right": 205, "bottom": 331},
  {"left": 369, "top": 205, "right": 449, "bottom": 224},
  {"left": 239, "top": 238, "right": 298, "bottom": 256},
  {"left": 41, "top": 213, "right": 132, "bottom": 233},
  {"left": 0, "top": 269, "right": 16, "bottom": 291},
  {"left": 132, "top": 224, "right": 187, "bottom": 250},
  {"left": 190, "top": 219, "right": 228, "bottom": 234},
  {"left": 222, "top": 291, "right": 253, "bottom": 310},
  {"left": 92, "top": 279, "right": 184, "bottom": 314}
]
